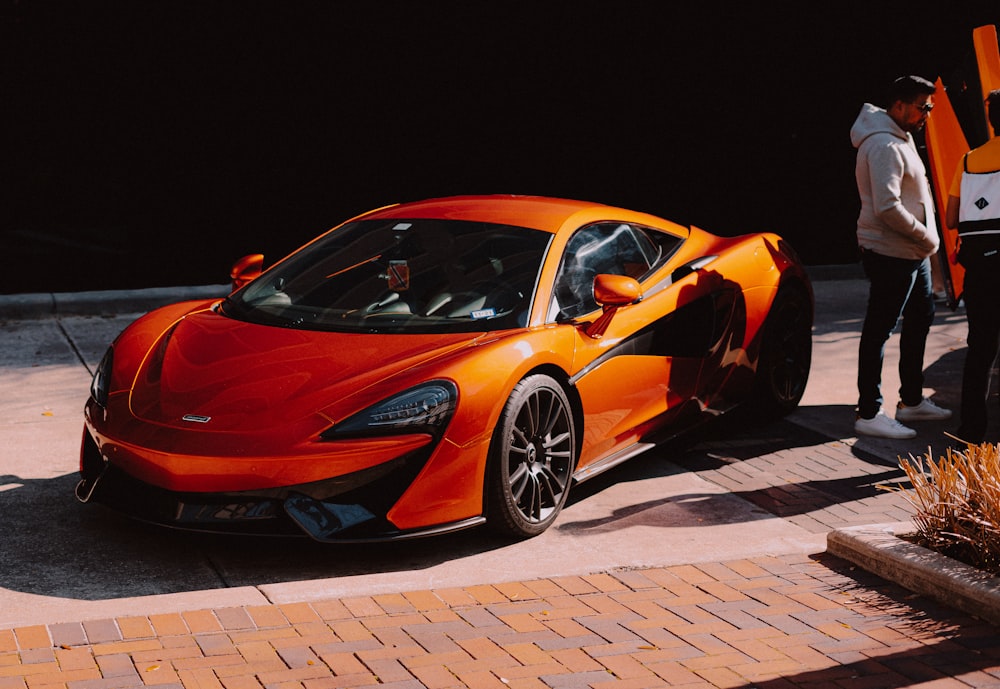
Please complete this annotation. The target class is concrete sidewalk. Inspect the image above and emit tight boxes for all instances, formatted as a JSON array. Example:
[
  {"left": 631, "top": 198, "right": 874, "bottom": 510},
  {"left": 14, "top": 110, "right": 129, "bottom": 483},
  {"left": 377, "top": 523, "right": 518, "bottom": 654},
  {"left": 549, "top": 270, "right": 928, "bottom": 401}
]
[{"left": 2, "top": 269, "right": 999, "bottom": 688}]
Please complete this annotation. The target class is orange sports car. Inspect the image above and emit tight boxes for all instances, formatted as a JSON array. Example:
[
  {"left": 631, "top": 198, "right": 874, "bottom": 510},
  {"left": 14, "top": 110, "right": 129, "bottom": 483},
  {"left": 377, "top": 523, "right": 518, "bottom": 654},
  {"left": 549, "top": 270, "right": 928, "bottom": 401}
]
[{"left": 78, "top": 195, "right": 812, "bottom": 541}]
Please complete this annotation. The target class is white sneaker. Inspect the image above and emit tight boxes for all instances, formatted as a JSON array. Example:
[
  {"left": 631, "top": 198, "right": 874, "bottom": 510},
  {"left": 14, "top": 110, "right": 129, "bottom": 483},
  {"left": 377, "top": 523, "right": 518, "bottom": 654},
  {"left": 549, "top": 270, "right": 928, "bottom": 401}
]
[
  {"left": 855, "top": 411, "right": 917, "bottom": 439},
  {"left": 895, "top": 398, "right": 953, "bottom": 422}
]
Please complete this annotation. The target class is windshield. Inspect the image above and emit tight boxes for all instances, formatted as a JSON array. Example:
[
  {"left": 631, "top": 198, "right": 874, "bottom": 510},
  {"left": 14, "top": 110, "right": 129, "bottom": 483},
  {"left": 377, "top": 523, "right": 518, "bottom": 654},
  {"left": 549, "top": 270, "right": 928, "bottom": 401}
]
[{"left": 222, "top": 219, "right": 552, "bottom": 333}]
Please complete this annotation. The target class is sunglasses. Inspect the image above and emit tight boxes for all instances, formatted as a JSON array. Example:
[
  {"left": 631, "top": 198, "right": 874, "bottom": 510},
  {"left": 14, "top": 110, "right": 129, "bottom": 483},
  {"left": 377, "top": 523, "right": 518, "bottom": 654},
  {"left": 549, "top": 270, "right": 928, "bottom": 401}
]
[{"left": 912, "top": 101, "right": 934, "bottom": 113}]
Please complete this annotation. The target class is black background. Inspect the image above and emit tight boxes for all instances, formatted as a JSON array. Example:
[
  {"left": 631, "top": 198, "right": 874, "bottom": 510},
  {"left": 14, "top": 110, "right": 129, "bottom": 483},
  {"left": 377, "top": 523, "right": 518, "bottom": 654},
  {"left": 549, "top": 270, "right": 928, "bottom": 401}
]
[{"left": 5, "top": 1, "right": 998, "bottom": 294}]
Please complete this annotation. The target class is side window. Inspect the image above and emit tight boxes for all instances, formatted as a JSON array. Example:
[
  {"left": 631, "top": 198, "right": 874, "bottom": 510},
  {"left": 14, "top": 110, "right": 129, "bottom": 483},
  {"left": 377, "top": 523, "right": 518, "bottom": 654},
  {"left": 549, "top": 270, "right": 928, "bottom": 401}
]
[{"left": 551, "top": 223, "right": 658, "bottom": 320}]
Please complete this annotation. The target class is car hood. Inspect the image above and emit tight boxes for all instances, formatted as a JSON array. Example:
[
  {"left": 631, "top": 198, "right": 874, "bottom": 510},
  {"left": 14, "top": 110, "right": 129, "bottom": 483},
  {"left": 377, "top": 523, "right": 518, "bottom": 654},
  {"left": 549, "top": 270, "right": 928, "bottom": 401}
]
[{"left": 127, "top": 310, "right": 484, "bottom": 432}]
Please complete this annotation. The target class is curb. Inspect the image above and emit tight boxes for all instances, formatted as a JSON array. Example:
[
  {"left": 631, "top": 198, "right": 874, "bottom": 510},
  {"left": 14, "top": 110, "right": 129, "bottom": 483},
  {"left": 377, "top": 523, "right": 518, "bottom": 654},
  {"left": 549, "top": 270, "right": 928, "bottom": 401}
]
[
  {"left": 827, "top": 521, "right": 1000, "bottom": 626},
  {"left": 0, "top": 284, "right": 229, "bottom": 320}
]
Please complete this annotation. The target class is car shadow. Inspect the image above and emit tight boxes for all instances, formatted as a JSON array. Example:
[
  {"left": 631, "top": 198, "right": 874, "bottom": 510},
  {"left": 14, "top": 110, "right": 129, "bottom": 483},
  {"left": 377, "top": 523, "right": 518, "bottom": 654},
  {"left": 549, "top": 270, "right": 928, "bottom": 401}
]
[
  {"left": 0, "top": 416, "right": 822, "bottom": 601},
  {"left": 0, "top": 471, "right": 515, "bottom": 601},
  {"left": 0, "top": 408, "right": 947, "bottom": 602}
]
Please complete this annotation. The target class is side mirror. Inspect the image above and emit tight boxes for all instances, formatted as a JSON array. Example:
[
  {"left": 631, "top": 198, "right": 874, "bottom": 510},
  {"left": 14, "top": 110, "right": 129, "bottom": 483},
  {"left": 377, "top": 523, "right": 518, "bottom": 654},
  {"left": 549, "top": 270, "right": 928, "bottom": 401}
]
[
  {"left": 230, "top": 254, "right": 264, "bottom": 292},
  {"left": 585, "top": 274, "right": 641, "bottom": 339}
]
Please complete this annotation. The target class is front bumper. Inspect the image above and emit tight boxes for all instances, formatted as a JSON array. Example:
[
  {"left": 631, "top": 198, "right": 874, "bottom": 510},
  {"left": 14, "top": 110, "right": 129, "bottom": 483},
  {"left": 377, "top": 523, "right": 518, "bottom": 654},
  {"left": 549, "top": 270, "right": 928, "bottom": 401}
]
[{"left": 77, "top": 427, "right": 484, "bottom": 542}]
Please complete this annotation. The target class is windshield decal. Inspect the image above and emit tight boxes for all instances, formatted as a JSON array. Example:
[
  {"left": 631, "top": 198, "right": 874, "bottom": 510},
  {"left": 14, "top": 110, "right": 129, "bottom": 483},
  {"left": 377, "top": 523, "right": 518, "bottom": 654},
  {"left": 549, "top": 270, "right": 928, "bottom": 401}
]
[{"left": 387, "top": 260, "right": 410, "bottom": 291}]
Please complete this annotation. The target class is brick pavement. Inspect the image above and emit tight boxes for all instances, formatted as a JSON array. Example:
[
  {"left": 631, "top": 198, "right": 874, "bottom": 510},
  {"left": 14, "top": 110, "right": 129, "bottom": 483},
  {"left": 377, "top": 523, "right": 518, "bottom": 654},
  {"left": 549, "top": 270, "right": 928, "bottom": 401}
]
[
  {"left": 676, "top": 419, "right": 917, "bottom": 535},
  {"left": 2, "top": 553, "right": 999, "bottom": 689}
]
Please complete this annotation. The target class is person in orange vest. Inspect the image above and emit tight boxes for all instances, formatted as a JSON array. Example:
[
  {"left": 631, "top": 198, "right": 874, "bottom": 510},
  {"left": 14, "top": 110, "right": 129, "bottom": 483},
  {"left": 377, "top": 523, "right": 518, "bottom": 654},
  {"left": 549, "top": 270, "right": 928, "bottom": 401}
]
[{"left": 945, "top": 90, "right": 1000, "bottom": 444}]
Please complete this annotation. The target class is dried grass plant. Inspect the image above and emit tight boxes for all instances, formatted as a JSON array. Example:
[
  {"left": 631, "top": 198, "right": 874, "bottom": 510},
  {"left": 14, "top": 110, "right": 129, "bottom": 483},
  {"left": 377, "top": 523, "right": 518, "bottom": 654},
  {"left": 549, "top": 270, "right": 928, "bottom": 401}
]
[{"left": 893, "top": 442, "right": 1000, "bottom": 575}]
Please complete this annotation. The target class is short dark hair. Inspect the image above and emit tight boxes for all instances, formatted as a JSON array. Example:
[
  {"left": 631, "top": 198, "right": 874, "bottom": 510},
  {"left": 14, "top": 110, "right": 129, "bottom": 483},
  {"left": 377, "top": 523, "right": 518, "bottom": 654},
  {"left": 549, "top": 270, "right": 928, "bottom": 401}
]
[
  {"left": 888, "top": 75, "right": 936, "bottom": 105},
  {"left": 988, "top": 89, "right": 1000, "bottom": 133}
]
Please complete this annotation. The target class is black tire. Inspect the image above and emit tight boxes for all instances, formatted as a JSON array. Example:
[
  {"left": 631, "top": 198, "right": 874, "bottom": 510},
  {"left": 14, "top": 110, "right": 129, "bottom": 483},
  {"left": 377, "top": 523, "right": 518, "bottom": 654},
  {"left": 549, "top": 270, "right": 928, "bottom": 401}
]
[
  {"left": 486, "top": 374, "right": 576, "bottom": 538},
  {"left": 752, "top": 286, "right": 812, "bottom": 417}
]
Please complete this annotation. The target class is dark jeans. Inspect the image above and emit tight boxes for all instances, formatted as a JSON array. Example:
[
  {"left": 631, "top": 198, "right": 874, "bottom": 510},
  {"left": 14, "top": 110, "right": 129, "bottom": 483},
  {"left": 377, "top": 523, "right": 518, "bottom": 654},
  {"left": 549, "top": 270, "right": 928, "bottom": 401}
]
[
  {"left": 959, "top": 267, "right": 1000, "bottom": 443},
  {"left": 856, "top": 251, "right": 934, "bottom": 419}
]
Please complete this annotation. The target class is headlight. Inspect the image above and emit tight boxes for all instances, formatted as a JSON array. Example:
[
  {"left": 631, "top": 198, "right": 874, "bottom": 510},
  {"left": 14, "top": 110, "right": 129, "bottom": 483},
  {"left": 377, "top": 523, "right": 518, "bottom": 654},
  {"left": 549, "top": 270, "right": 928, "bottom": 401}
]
[
  {"left": 90, "top": 347, "right": 114, "bottom": 407},
  {"left": 323, "top": 381, "right": 458, "bottom": 438}
]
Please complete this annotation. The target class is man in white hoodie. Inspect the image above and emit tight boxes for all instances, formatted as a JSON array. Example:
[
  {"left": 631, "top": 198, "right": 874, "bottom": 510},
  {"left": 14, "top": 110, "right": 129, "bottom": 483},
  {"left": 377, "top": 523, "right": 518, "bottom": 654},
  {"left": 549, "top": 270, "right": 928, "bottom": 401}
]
[{"left": 851, "top": 75, "right": 952, "bottom": 439}]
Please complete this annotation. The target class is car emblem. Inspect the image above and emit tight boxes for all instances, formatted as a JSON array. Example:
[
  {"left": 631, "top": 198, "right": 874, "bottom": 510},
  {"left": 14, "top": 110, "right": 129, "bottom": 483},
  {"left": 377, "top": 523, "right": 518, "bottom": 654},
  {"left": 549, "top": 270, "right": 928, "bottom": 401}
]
[{"left": 182, "top": 414, "right": 212, "bottom": 424}]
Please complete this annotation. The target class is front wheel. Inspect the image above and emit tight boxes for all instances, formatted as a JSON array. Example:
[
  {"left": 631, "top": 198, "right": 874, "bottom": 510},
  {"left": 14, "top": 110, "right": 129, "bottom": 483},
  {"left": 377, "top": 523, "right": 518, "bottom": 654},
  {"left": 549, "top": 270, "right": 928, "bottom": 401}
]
[{"left": 486, "top": 374, "right": 576, "bottom": 538}]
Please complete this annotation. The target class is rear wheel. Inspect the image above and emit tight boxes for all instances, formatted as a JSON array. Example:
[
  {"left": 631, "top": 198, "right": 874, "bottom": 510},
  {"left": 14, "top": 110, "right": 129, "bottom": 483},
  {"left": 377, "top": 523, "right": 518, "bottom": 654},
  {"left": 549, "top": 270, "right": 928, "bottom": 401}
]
[
  {"left": 752, "top": 286, "right": 812, "bottom": 417},
  {"left": 486, "top": 374, "right": 576, "bottom": 538}
]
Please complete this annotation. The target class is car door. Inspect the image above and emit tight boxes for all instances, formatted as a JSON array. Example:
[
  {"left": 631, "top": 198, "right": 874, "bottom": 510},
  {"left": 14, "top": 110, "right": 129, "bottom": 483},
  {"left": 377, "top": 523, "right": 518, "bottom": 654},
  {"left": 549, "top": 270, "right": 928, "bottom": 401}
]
[{"left": 550, "top": 222, "right": 737, "bottom": 472}]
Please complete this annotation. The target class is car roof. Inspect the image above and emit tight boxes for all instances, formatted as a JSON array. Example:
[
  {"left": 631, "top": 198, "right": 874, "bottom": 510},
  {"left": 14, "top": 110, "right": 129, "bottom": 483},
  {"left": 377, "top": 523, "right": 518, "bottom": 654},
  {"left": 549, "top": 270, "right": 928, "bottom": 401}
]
[{"left": 355, "top": 195, "right": 686, "bottom": 236}]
